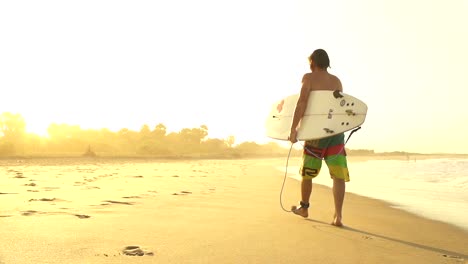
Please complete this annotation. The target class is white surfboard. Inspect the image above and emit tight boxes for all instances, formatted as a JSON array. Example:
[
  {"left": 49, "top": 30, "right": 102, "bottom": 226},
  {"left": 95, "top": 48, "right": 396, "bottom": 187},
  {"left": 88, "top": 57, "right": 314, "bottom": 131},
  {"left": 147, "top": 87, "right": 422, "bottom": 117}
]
[{"left": 265, "top": 90, "right": 367, "bottom": 141}]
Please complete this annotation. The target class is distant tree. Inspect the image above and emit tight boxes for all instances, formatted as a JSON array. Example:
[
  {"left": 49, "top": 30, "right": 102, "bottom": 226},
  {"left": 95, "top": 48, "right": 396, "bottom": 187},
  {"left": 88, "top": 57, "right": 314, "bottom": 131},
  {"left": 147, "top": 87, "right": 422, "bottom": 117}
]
[
  {"left": 152, "top": 123, "right": 167, "bottom": 139},
  {"left": 118, "top": 128, "right": 130, "bottom": 136},
  {"left": 98, "top": 128, "right": 117, "bottom": 142},
  {"left": 165, "top": 132, "right": 182, "bottom": 154},
  {"left": 93, "top": 128, "right": 119, "bottom": 154},
  {"left": 202, "top": 138, "right": 227, "bottom": 153},
  {"left": 235, "top": 141, "right": 260, "bottom": 154},
  {"left": 262, "top": 142, "right": 287, "bottom": 155},
  {"left": 179, "top": 125, "right": 208, "bottom": 145},
  {"left": 140, "top": 124, "right": 151, "bottom": 140},
  {"left": 0, "top": 112, "right": 27, "bottom": 155},
  {"left": 225, "top": 135, "right": 235, "bottom": 148},
  {"left": 117, "top": 128, "right": 140, "bottom": 154},
  {"left": 0, "top": 112, "right": 26, "bottom": 139},
  {"left": 140, "top": 124, "right": 151, "bottom": 133}
]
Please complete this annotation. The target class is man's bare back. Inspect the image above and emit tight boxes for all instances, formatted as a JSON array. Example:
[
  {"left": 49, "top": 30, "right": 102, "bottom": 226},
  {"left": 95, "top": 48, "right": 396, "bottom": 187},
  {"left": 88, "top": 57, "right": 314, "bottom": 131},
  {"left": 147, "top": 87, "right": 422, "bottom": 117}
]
[
  {"left": 289, "top": 70, "right": 343, "bottom": 144},
  {"left": 302, "top": 71, "right": 342, "bottom": 93}
]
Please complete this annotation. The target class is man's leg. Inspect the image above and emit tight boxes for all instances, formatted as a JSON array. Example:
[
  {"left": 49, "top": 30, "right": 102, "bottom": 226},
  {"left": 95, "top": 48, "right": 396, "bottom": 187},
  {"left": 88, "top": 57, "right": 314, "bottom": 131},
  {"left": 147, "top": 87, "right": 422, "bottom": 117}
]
[
  {"left": 293, "top": 141, "right": 322, "bottom": 218},
  {"left": 332, "top": 178, "right": 345, "bottom": 226},
  {"left": 292, "top": 178, "right": 312, "bottom": 217},
  {"left": 322, "top": 134, "right": 348, "bottom": 226},
  {"left": 301, "top": 178, "right": 312, "bottom": 203}
]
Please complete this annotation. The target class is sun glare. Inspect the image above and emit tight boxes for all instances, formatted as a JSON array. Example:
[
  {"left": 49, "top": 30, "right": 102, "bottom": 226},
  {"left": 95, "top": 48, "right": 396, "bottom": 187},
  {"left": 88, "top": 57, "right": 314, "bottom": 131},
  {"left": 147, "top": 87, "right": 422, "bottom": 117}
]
[{"left": 25, "top": 117, "right": 50, "bottom": 137}]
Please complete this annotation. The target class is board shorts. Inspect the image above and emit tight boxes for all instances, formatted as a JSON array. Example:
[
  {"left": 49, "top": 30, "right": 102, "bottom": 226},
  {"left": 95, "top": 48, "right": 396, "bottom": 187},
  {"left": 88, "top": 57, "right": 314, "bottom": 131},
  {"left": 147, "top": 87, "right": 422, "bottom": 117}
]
[{"left": 299, "top": 133, "right": 350, "bottom": 182}]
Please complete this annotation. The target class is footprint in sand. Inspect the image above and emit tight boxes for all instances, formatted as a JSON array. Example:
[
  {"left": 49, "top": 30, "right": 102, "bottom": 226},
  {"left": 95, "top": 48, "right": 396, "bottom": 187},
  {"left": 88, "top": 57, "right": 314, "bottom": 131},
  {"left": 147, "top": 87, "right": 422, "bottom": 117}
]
[
  {"left": 8, "top": 169, "right": 25, "bottom": 178},
  {"left": 43, "top": 187, "right": 60, "bottom": 191},
  {"left": 14, "top": 172, "right": 26, "bottom": 178},
  {"left": 21, "top": 210, "right": 40, "bottom": 216},
  {"left": 85, "top": 186, "right": 101, "bottom": 190},
  {"left": 122, "top": 246, "right": 154, "bottom": 256},
  {"left": 102, "top": 200, "right": 134, "bottom": 205},
  {"left": 74, "top": 214, "right": 91, "bottom": 219},
  {"left": 29, "top": 198, "right": 58, "bottom": 202},
  {"left": 21, "top": 209, "right": 90, "bottom": 219},
  {"left": 172, "top": 191, "right": 192, "bottom": 195}
]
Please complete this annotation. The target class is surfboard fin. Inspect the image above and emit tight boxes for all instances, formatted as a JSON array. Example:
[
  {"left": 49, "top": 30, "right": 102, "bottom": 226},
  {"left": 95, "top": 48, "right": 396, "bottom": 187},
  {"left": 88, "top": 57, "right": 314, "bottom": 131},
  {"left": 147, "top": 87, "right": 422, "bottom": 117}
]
[{"left": 333, "top": 90, "right": 344, "bottom": 98}]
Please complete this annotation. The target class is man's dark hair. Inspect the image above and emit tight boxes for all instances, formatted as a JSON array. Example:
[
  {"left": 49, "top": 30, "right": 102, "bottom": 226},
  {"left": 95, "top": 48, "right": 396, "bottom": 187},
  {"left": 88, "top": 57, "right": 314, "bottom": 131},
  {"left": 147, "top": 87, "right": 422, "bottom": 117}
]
[{"left": 309, "top": 49, "right": 330, "bottom": 69}]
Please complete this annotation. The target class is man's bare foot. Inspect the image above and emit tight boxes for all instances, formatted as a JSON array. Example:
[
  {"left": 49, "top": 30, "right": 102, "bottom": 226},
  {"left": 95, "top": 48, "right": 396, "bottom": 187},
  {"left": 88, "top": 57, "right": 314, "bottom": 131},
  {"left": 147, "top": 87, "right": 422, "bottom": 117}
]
[
  {"left": 331, "top": 215, "right": 343, "bottom": 227},
  {"left": 291, "top": 205, "right": 309, "bottom": 218}
]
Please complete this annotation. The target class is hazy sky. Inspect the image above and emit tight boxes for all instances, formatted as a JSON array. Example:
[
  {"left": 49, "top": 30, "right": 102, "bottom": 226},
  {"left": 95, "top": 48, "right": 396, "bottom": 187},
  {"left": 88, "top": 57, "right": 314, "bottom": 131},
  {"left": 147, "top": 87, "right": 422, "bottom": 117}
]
[{"left": 1, "top": 0, "right": 467, "bottom": 153}]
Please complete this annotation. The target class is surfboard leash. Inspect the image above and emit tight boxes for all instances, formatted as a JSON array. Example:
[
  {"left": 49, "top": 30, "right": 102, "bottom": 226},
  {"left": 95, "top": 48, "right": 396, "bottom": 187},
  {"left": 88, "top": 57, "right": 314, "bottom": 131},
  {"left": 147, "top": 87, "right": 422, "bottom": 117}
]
[
  {"left": 346, "top": 126, "right": 361, "bottom": 144},
  {"left": 279, "top": 143, "right": 295, "bottom": 212},
  {"left": 279, "top": 127, "right": 362, "bottom": 213}
]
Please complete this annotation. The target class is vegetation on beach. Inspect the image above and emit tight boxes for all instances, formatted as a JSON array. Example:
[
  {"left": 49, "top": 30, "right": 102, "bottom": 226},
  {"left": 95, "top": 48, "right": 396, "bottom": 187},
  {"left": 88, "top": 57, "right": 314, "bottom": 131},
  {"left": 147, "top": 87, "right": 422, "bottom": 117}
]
[{"left": 0, "top": 112, "right": 289, "bottom": 158}]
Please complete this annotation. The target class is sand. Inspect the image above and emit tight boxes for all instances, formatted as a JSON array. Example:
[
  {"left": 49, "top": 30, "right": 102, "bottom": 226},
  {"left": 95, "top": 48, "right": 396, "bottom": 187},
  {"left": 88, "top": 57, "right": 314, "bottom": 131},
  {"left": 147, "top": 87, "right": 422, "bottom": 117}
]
[{"left": 0, "top": 157, "right": 467, "bottom": 264}]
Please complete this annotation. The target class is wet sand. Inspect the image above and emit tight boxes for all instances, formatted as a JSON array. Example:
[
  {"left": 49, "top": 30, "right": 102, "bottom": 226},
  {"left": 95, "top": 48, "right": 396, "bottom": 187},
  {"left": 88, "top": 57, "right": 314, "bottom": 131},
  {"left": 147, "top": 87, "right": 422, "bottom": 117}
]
[{"left": 0, "top": 158, "right": 466, "bottom": 263}]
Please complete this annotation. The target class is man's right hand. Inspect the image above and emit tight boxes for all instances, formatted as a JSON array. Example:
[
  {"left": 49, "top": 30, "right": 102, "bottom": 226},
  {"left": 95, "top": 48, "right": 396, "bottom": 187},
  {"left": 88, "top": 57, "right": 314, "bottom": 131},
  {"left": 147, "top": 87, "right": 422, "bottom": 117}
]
[{"left": 289, "top": 129, "right": 298, "bottom": 144}]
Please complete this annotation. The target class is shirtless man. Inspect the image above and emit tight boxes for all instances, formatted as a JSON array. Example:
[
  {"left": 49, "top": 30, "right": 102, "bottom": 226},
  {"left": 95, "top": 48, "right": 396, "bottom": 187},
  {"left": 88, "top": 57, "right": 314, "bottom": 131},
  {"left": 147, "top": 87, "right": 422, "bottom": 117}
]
[{"left": 289, "top": 49, "right": 349, "bottom": 227}]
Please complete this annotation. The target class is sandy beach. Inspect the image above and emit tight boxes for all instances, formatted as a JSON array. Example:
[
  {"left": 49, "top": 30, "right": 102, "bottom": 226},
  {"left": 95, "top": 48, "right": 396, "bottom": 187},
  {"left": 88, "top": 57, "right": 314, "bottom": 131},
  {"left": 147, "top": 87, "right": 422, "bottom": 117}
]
[{"left": 0, "top": 157, "right": 467, "bottom": 264}]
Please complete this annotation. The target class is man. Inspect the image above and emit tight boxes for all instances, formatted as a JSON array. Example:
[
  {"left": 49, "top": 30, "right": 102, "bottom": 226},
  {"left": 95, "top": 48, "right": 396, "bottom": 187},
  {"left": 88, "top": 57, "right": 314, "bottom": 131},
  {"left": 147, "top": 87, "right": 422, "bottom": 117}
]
[{"left": 289, "top": 49, "right": 349, "bottom": 227}]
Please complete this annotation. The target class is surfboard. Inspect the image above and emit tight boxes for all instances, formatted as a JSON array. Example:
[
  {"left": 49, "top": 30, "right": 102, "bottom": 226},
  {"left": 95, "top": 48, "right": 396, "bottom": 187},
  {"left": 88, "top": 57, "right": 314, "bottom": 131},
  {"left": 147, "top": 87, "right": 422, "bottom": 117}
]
[{"left": 265, "top": 90, "right": 367, "bottom": 141}]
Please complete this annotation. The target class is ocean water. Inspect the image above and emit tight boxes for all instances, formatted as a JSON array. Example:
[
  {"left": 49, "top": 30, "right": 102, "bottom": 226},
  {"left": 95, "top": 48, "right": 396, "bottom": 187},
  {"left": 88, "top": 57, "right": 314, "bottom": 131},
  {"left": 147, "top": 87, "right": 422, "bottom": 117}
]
[{"left": 279, "top": 158, "right": 468, "bottom": 231}]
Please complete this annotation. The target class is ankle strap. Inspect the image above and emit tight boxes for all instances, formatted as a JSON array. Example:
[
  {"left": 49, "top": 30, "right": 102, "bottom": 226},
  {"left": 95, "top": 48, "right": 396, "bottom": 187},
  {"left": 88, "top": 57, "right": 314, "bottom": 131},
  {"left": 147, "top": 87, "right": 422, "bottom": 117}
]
[{"left": 300, "top": 201, "right": 310, "bottom": 209}]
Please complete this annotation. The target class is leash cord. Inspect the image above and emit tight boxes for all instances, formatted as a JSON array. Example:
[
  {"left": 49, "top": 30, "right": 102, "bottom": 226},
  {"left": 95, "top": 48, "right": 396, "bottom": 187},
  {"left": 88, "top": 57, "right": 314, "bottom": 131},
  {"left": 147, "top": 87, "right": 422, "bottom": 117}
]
[{"left": 279, "top": 143, "right": 295, "bottom": 212}]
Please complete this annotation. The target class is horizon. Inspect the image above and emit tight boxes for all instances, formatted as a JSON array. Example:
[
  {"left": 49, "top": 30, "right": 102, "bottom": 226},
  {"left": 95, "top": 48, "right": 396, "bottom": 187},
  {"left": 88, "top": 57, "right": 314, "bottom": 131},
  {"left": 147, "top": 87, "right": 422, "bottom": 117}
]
[{"left": 1, "top": 0, "right": 467, "bottom": 154}]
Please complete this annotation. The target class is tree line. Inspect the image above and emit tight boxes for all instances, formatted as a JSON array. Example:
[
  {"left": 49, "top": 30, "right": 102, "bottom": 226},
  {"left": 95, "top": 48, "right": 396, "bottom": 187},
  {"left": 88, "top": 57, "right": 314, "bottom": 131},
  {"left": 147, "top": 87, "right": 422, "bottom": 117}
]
[{"left": 0, "top": 112, "right": 290, "bottom": 158}]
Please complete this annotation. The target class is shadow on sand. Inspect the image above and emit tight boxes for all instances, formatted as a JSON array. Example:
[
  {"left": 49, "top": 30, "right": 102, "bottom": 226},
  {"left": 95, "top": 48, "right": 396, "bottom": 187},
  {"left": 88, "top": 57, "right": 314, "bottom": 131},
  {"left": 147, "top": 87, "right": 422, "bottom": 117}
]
[{"left": 305, "top": 218, "right": 467, "bottom": 260}]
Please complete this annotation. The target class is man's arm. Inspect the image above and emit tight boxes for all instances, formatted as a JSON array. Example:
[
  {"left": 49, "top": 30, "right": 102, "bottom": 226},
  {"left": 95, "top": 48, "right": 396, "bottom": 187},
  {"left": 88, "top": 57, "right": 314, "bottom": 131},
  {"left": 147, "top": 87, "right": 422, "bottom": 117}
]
[
  {"left": 289, "top": 74, "right": 311, "bottom": 143},
  {"left": 337, "top": 77, "right": 343, "bottom": 92}
]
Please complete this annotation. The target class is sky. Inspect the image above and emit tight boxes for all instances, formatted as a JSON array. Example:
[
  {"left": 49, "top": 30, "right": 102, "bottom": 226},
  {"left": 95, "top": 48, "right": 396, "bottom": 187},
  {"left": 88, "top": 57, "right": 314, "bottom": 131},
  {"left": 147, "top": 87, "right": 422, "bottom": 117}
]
[{"left": 1, "top": 0, "right": 467, "bottom": 154}]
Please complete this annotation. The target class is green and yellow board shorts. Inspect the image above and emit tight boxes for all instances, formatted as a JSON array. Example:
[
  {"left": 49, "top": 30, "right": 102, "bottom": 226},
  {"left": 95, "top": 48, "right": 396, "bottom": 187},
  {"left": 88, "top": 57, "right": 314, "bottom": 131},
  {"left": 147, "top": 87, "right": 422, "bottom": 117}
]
[{"left": 300, "top": 133, "right": 350, "bottom": 182}]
